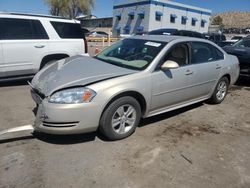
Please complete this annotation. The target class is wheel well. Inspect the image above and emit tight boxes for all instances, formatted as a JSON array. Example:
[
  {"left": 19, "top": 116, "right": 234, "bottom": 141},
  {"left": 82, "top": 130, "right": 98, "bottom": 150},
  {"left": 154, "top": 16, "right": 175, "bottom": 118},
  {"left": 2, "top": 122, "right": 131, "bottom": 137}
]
[
  {"left": 102, "top": 91, "right": 147, "bottom": 117},
  {"left": 40, "top": 54, "right": 69, "bottom": 69},
  {"left": 222, "top": 74, "right": 231, "bottom": 84}
]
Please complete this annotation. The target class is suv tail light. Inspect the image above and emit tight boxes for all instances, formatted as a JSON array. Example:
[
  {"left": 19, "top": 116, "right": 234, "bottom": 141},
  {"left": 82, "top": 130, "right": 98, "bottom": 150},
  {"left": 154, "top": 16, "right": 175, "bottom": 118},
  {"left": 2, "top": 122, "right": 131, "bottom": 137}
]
[{"left": 83, "top": 37, "right": 88, "bottom": 54}]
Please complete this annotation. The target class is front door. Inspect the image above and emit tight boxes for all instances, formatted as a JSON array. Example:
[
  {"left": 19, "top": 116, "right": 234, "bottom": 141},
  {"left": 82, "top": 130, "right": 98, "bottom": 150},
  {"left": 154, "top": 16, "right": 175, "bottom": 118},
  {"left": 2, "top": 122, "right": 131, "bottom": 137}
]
[
  {"left": 1, "top": 18, "right": 48, "bottom": 77},
  {"left": 150, "top": 43, "right": 195, "bottom": 113}
]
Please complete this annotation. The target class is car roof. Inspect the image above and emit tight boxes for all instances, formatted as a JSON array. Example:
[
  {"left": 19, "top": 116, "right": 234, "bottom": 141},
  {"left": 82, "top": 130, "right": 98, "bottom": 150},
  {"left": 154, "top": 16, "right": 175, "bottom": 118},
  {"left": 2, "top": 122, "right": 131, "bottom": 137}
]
[
  {"left": 0, "top": 12, "right": 79, "bottom": 23},
  {"left": 130, "top": 35, "right": 206, "bottom": 43}
]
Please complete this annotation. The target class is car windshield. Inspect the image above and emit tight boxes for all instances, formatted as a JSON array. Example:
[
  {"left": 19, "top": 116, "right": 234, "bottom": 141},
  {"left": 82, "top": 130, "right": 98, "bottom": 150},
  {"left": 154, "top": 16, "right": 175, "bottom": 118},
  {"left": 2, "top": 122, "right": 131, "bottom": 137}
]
[
  {"left": 233, "top": 39, "right": 250, "bottom": 48},
  {"left": 95, "top": 38, "right": 167, "bottom": 70}
]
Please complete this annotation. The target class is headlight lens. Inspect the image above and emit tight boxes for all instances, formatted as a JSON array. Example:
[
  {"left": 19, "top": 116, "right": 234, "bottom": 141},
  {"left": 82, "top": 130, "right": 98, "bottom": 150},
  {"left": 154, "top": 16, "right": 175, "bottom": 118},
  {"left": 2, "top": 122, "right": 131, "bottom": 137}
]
[{"left": 49, "top": 88, "right": 96, "bottom": 104}]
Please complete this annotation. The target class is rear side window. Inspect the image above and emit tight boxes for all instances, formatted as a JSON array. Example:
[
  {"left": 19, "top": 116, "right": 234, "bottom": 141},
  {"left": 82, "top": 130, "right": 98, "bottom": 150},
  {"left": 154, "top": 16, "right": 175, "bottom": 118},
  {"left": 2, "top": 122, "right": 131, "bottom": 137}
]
[
  {"left": 31, "top": 20, "right": 49, "bottom": 39},
  {"left": 1, "top": 18, "right": 48, "bottom": 40},
  {"left": 51, "top": 21, "right": 83, "bottom": 39},
  {"left": 191, "top": 42, "right": 224, "bottom": 64}
]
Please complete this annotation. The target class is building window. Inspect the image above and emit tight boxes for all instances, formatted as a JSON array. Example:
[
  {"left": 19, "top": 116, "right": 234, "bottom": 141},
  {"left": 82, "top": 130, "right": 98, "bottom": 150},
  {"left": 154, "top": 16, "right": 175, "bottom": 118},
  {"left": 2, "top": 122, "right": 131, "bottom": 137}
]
[
  {"left": 170, "top": 14, "right": 177, "bottom": 23},
  {"left": 192, "top": 18, "right": 198, "bottom": 26},
  {"left": 201, "top": 19, "right": 207, "bottom": 28},
  {"left": 128, "top": 12, "right": 135, "bottom": 20},
  {"left": 181, "top": 16, "right": 187, "bottom": 25},
  {"left": 138, "top": 11, "right": 145, "bottom": 19},
  {"left": 123, "top": 25, "right": 131, "bottom": 34},
  {"left": 155, "top": 11, "right": 163, "bottom": 21},
  {"left": 115, "top": 14, "right": 121, "bottom": 21}
]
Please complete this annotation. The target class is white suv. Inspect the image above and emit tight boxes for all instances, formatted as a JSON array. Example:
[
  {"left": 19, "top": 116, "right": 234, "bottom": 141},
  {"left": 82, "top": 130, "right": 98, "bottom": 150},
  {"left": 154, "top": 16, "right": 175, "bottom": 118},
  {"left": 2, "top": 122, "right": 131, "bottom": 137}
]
[{"left": 0, "top": 13, "right": 88, "bottom": 80}]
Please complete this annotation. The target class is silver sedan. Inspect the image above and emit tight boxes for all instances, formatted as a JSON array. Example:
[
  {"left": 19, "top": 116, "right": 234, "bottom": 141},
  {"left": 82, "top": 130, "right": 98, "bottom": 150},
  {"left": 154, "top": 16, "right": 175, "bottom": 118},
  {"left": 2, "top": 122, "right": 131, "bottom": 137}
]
[{"left": 30, "top": 36, "right": 239, "bottom": 140}]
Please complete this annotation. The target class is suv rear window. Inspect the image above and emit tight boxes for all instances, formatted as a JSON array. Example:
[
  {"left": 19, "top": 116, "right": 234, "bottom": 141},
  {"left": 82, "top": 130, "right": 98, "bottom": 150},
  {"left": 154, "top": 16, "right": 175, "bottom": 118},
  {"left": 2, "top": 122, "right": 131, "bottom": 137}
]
[
  {"left": 1, "top": 18, "right": 49, "bottom": 40},
  {"left": 51, "top": 21, "right": 83, "bottom": 39}
]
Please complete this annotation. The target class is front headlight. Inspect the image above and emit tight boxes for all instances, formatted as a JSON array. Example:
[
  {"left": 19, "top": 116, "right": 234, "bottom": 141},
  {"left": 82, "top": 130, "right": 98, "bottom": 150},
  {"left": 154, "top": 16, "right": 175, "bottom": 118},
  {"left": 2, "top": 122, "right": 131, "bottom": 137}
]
[{"left": 49, "top": 87, "right": 96, "bottom": 104}]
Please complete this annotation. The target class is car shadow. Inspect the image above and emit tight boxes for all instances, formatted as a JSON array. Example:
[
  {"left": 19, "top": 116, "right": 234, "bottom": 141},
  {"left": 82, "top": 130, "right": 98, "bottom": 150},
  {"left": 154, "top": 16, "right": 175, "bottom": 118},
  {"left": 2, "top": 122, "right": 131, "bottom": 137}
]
[
  {"left": 0, "top": 103, "right": 205, "bottom": 145},
  {"left": 34, "top": 132, "right": 98, "bottom": 145},
  {"left": 0, "top": 135, "right": 35, "bottom": 144},
  {"left": 140, "top": 102, "right": 203, "bottom": 127}
]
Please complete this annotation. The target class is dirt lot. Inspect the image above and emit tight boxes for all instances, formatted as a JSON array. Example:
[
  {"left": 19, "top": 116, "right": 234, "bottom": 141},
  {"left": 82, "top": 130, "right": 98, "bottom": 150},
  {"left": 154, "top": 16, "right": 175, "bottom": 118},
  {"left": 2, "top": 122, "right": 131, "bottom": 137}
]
[{"left": 0, "top": 76, "right": 250, "bottom": 188}]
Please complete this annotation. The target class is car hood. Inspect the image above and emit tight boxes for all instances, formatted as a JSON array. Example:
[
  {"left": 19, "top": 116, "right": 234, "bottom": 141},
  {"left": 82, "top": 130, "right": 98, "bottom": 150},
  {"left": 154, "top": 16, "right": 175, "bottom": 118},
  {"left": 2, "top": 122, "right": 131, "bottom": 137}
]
[{"left": 31, "top": 56, "right": 137, "bottom": 96}]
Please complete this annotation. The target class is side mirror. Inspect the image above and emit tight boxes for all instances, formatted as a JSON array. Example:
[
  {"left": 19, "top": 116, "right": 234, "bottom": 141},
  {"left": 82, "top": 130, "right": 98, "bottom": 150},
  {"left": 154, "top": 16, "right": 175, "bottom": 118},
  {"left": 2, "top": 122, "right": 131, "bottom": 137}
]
[{"left": 161, "top": 60, "right": 179, "bottom": 70}]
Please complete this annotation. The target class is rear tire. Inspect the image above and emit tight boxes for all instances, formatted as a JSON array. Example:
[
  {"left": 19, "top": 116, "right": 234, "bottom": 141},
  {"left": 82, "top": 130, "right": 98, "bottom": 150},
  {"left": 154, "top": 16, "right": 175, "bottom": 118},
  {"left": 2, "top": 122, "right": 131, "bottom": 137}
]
[
  {"left": 99, "top": 96, "right": 141, "bottom": 141},
  {"left": 209, "top": 77, "right": 229, "bottom": 104}
]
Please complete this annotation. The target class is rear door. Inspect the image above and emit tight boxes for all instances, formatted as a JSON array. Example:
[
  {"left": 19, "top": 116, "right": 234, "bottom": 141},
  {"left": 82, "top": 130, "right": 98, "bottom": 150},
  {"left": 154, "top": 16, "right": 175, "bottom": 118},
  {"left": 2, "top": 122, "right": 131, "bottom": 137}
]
[
  {"left": 2, "top": 18, "right": 49, "bottom": 77},
  {"left": 187, "top": 42, "right": 224, "bottom": 98},
  {"left": 0, "top": 19, "right": 5, "bottom": 78}
]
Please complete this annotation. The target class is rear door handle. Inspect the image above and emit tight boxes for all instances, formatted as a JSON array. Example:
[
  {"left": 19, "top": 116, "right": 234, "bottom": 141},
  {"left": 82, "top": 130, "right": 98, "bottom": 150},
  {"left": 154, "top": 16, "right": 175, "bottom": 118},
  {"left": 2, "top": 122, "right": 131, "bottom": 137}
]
[
  {"left": 185, "top": 70, "right": 193, "bottom": 75},
  {"left": 34, "top": 45, "right": 45, "bottom": 49}
]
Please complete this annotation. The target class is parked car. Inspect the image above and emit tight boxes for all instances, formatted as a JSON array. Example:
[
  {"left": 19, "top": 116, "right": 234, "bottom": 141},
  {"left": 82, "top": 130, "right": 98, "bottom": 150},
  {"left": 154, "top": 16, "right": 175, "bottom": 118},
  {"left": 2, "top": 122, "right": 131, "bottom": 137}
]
[
  {"left": 0, "top": 12, "right": 88, "bottom": 81},
  {"left": 173, "top": 30, "right": 205, "bottom": 39},
  {"left": 148, "top": 28, "right": 178, "bottom": 35},
  {"left": 217, "top": 41, "right": 235, "bottom": 47},
  {"left": 148, "top": 29, "right": 204, "bottom": 39},
  {"left": 223, "top": 38, "right": 250, "bottom": 76},
  {"left": 87, "top": 31, "right": 109, "bottom": 38},
  {"left": 204, "top": 33, "right": 226, "bottom": 45},
  {"left": 30, "top": 36, "right": 239, "bottom": 140},
  {"left": 230, "top": 35, "right": 244, "bottom": 42}
]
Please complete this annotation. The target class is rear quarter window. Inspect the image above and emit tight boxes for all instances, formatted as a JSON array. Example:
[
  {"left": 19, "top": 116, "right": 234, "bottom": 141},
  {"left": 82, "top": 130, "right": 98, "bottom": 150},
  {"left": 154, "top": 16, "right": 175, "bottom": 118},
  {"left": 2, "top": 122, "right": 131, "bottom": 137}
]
[{"left": 50, "top": 21, "right": 83, "bottom": 39}]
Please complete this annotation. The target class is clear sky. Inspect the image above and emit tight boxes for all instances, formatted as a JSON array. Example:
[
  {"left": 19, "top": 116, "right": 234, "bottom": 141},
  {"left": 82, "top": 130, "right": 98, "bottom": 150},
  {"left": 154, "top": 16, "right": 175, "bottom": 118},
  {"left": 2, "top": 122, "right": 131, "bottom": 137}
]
[{"left": 0, "top": 0, "right": 250, "bottom": 17}]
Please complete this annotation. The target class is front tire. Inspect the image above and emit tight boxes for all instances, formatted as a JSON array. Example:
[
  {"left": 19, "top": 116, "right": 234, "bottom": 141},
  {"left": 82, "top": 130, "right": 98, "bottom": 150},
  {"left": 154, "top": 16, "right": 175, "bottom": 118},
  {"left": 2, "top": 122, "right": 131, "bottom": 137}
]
[
  {"left": 209, "top": 77, "right": 229, "bottom": 104},
  {"left": 99, "top": 96, "right": 141, "bottom": 141}
]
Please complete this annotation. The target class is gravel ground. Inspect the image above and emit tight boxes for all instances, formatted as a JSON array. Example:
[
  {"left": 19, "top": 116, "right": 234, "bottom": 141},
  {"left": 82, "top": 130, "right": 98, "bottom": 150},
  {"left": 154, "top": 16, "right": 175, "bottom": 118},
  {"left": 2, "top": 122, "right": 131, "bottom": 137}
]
[{"left": 0, "top": 76, "right": 249, "bottom": 188}]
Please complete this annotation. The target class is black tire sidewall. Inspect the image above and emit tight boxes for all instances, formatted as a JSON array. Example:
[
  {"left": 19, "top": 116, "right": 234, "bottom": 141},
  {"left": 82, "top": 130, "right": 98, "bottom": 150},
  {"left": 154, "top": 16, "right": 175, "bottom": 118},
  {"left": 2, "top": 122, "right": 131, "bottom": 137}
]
[{"left": 100, "top": 96, "right": 141, "bottom": 140}]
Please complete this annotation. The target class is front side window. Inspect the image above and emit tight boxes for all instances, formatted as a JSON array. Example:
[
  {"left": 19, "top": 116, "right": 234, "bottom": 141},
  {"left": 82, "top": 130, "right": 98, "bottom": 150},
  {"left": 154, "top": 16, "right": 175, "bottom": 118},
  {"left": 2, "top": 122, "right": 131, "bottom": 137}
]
[
  {"left": 191, "top": 42, "right": 224, "bottom": 64},
  {"left": 95, "top": 39, "right": 167, "bottom": 70},
  {"left": 51, "top": 21, "right": 83, "bottom": 39},
  {"left": 163, "top": 43, "right": 189, "bottom": 67},
  {"left": 2, "top": 18, "right": 33, "bottom": 40}
]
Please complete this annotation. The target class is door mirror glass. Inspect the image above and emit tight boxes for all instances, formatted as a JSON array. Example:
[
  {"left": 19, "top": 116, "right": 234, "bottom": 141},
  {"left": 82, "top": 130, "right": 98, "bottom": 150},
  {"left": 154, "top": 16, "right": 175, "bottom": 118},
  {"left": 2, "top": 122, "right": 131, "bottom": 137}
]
[{"left": 161, "top": 60, "right": 179, "bottom": 70}]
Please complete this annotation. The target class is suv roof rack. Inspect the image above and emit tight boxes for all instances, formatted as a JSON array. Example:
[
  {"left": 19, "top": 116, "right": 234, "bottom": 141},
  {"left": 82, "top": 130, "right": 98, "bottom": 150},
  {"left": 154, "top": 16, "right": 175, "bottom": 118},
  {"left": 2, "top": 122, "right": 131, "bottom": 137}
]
[{"left": 0, "top": 12, "right": 71, "bottom": 20}]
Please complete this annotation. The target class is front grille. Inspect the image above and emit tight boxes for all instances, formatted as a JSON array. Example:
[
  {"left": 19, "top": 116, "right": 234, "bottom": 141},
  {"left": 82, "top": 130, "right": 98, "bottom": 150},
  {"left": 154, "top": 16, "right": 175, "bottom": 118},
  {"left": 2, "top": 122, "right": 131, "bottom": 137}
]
[{"left": 42, "top": 121, "right": 79, "bottom": 128}]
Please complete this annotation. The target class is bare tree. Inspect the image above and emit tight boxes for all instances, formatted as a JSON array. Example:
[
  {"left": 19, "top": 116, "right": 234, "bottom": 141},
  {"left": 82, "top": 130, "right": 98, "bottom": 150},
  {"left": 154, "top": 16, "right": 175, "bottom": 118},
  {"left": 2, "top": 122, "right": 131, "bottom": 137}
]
[{"left": 45, "top": 0, "right": 95, "bottom": 18}]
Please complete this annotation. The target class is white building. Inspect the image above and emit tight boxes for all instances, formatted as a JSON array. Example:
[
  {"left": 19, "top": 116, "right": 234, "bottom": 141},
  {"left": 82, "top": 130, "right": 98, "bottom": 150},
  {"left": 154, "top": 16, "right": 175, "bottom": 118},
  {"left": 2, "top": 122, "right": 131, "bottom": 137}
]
[{"left": 113, "top": 0, "right": 212, "bottom": 36}]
